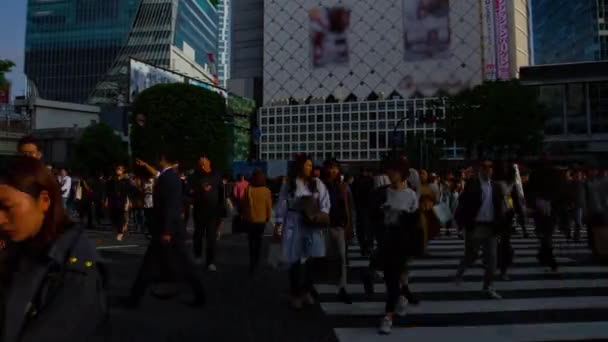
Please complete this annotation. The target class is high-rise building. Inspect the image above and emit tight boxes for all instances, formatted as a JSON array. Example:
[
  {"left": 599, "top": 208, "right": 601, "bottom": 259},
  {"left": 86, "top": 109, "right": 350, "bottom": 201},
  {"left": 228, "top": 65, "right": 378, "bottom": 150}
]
[
  {"left": 218, "top": 0, "right": 231, "bottom": 87},
  {"left": 228, "top": 0, "right": 264, "bottom": 105},
  {"left": 258, "top": 0, "right": 530, "bottom": 163},
  {"left": 531, "top": 0, "right": 603, "bottom": 65},
  {"left": 25, "top": 0, "right": 219, "bottom": 105}
]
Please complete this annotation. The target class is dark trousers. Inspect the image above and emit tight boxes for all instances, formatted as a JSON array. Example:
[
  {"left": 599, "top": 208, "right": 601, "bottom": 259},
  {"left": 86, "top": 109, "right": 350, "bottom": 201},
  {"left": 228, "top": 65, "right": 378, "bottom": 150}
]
[
  {"left": 289, "top": 260, "right": 314, "bottom": 296},
  {"left": 382, "top": 230, "right": 408, "bottom": 313},
  {"left": 247, "top": 222, "right": 266, "bottom": 273},
  {"left": 130, "top": 239, "right": 205, "bottom": 304},
  {"left": 94, "top": 200, "right": 104, "bottom": 224},
  {"left": 193, "top": 214, "right": 218, "bottom": 265},
  {"left": 498, "top": 212, "right": 514, "bottom": 274},
  {"left": 456, "top": 224, "right": 497, "bottom": 290},
  {"left": 356, "top": 208, "right": 372, "bottom": 255},
  {"left": 143, "top": 208, "right": 154, "bottom": 234},
  {"left": 534, "top": 213, "right": 557, "bottom": 269}
]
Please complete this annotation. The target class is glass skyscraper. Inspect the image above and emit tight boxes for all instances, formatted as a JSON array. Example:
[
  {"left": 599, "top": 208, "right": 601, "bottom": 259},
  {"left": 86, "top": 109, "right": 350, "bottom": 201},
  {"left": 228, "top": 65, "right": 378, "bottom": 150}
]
[
  {"left": 25, "top": 0, "right": 219, "bottom": 105},
  {"left": 531, "top": 0, "right": 601, "bottom": 65}
]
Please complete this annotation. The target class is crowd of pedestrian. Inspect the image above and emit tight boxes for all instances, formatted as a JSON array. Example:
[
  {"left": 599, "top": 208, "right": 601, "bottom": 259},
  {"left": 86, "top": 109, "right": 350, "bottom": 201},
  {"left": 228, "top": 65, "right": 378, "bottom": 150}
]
[{"left": 1, "top": 134, "right": 607, "bottom": 340}]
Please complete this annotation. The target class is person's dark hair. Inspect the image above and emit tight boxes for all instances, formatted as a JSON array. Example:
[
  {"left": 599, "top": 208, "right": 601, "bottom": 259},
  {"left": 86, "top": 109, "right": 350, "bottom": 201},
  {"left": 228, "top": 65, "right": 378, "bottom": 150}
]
[
  {"left": 385, "top": 158, "right": 410, "bottom": 181},
  {"left": 0, "top": 157, "right": 71, "bottom": 248},
  {"left": 159, "top": 147, "right": 178, "bottom": 164},
  {"left": 17, "top": 135, "right": 41, "bottom": 151},
  {"left": 250, "top": 169, "right": 267, "bottom": 187},
  {"left": 289, "top": 153, "right": 316, "bottom": 194},
  {"left": 322, "top": 158, "right": 341, "bottom": 182}
]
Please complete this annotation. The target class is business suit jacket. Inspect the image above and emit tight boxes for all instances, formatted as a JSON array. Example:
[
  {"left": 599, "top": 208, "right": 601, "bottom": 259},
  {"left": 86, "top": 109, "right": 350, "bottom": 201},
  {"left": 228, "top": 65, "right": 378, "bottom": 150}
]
[
  {"left": 153, "top": 168, "right": 185, "bottom": 239},
  {"left": 455, "top": 176, "right": 505, "bottom": 231}
]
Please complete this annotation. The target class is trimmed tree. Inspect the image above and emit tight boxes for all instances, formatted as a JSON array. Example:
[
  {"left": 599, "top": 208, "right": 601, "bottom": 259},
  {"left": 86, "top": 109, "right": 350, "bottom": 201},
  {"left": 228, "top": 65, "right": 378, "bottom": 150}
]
[
  {"left": 441, "top": 80, "right": 546, "bottom": 160},
  {"left": 130, "top": 83, "right": 229, "bottom": 170},
  {"left": 72, "top": 123, "right": 129, "bottom": 176}
]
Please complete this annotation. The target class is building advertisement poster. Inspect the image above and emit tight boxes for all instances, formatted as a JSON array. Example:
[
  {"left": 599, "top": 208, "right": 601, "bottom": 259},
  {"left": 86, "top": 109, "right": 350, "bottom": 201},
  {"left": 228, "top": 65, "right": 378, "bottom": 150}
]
[
  {"left": 495, "top": 0, "right": 510, "bottom": 80},
  {"left": 403, "top": 0, "right": 450, "bottom": 62},
  {"left": 482, "top": 0, "right": 497, "bottom": 80},
  {"left": 309, "top": 6, "right": 351, "bottom": 68},
  {"left": 129, "top": 59, "right": 185, "bottom": 103}
]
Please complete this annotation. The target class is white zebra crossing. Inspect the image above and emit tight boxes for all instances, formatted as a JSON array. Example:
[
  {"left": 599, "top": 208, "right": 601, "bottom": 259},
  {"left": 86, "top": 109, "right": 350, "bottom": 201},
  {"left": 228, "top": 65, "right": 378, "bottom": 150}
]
[{"left": 317, "top": 231, "right": 608, "bottom": 341}]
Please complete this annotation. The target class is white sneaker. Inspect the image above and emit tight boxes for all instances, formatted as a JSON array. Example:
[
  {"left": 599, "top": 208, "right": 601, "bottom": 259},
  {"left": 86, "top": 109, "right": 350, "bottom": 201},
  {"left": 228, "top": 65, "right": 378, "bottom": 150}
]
[
  {"left": 395, "top": 296, "right": 407, "bottom": 316},
  {"left": 484, "top": 288, "right": 502, "bottom": 299},
  {"left": 378, "top": 316, "right": 393, "bottom": 335},
  {"left": 208, "top": 264, "right": 217, "bottom": 272}
]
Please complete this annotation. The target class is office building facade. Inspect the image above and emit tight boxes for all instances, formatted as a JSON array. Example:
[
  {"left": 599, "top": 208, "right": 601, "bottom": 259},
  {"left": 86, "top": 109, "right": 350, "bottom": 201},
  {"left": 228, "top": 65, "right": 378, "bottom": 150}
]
[
  {"left": 531, "top": 0, "right": 602, "bottom": 65},
  {"left": 259, "top": 0, "right": 529, "bottom": 162},
  {"left": 25, "top": 0, "right": 219, "bottom": 105},
  {"left": 228, "top": 0, "right": 264, "bottom": 105}
]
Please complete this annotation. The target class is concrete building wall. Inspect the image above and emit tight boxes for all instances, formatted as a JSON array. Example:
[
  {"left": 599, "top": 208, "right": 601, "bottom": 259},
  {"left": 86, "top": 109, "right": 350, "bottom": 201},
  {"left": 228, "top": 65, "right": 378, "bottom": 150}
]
[
  {"left": 170, "top": 46, "right": 215, "bottom": 83},
  {"left": 510, "top": 0, "right": 531, "bottom": 77}
]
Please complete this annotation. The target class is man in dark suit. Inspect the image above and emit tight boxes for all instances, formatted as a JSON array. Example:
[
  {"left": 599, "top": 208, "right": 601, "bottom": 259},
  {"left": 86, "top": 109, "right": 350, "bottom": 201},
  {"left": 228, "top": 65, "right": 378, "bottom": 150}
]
[
  {"left": 126, "top": 149, "right": 205, "bottom": 307},
  {"left": 454, "top": 158, "right": 505, "bottom": 299}
]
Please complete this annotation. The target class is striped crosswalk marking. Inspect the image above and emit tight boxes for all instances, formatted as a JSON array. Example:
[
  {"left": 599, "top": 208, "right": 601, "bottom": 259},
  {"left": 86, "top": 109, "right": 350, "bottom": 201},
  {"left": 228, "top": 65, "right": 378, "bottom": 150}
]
[{"left": 317, "top": 228, "right": 608, "bottom": 341}]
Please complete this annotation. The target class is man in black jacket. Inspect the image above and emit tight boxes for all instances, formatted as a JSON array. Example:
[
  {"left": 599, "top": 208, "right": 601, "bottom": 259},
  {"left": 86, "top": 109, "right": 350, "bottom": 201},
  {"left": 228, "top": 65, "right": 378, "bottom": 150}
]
[
  {"left": 454, "top": 158, "right": 505, "bottom": 299},
  {"left": 189, "top": 153, "right": 225, "bottom": 271},
  {"left": 127, "top": 149, "right": 205, "bottom": 308}
]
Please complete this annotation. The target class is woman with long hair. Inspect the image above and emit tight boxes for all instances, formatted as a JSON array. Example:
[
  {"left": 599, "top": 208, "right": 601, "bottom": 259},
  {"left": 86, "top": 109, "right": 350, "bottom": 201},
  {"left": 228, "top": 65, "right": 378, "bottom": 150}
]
[
  {"left": 274, "top": 154, "right": 330, "bottom": 309},
  {"left": 241, "top": 169, "right": 272, "bottom": 275},
  {"left": 0, "top": 157, "right": 107, "bottom": 342}
]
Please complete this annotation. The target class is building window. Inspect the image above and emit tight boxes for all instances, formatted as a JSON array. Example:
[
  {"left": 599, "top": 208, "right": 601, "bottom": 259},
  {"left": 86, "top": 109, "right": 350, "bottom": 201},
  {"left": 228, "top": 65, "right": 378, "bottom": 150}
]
[
  {"left": 538, "top": 85, "right": 565, "bottom": 135},
  {"left": 369, "top": 132, "right": 377, "bottom": 149},
  {"left": 379, "top": 132, "right": 387, "bottom": 149},
  {"left": 566, "top": 83, "right": 587, "bottom": 135},
  {"left": 590, "top": 82, "right": 608, "bottom": 134}
]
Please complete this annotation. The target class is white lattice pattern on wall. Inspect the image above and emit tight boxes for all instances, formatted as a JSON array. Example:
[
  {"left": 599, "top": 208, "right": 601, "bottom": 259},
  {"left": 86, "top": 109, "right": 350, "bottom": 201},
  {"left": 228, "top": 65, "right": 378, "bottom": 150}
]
[{"left": 263, "top": 0, "right": 483, "bottom": 105}]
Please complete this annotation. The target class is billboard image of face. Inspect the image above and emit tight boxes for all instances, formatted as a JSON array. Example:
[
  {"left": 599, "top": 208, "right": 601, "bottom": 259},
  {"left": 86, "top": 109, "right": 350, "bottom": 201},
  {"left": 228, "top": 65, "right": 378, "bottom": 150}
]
[
  {"left": 403, "top": 0, "right": 450, "bottom": 61},
  {"left": 129, "top": 59, "right": 185, "bottom": 103},
  {"left": 309, "top": 6, "right": 351, "bottom": 68}
]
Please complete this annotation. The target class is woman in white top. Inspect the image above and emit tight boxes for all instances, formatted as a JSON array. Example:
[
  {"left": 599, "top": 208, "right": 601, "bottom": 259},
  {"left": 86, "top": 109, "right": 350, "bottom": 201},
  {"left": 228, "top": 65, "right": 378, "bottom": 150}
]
[
  {"left": 274, "top": 154, "right": 330, "bottom": 310},
  {"left": 378, "top": 158, "right": 420, "bottom": 335}
]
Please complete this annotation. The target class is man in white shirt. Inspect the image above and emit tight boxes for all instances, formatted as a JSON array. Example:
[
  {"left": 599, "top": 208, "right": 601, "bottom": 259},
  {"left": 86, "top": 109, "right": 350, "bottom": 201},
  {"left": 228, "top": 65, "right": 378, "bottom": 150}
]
[
  {"left": 454, "top": 158, "right": 504, "bottom": 299},
  {"left": 58, "top": 168, "right": 72, "bottom": 209}
]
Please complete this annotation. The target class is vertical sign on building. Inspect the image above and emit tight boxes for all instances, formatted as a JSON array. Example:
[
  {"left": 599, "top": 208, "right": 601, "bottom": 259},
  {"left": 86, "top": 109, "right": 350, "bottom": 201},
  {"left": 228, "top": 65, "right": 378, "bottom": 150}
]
[
  {"left": 482, "top": 0, "right": 497, "bottom": 80},
  {"left": 495, "top": 0, "right": 511, "bottom": 80},
  {"left": 0, "top": 84, "right": 9, "bottom": 104}
]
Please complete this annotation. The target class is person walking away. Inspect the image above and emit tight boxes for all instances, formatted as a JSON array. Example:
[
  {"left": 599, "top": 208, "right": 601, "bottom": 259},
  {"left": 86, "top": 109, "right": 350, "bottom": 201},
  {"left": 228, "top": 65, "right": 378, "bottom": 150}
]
[
  {"left": 189, "top": 154, "right": 226, "bottom": 271},
  {"left": 527, "top": 162, "right": 560, "bottom": 271},
  {"left": 572, "top": 170, "right": 586, "bottom": 242},
  {"left": 321, "top": 160, "right": 353, "bottom": 304},
  {"left": 142, "top": 176, "right": 155, "bottom": 236},
  {"left": 494, "top": 162, "right": 523, "bottom": 280},
  {"left": 104, "top": 164, "right": 132, "bottom": 241},
  {"left": 58, "top": 168, "right": 72, "bottom": 209},
  {"left": 352, "top": 168, "right": 374, "bottom": 256},
  {"left": 124, "top": 149, "right": 205, "bottom": 308},
  {"left": 377, "top": 158, "right": 421, "bottom": 335},
  {"left": 274, "top": 154, "right": 330, "bottom": 310},
  {"left": 419, "top": 169, "right": 440, "bottom": 244},
  {"left": 91, "top": 174, "right": 106, "bottom": 226},
  {"left": 241, "top": 169, "right": 272, "bottom": 275},
  {"left": 0, "top": 157, "right": 107, "bottom": 342},
  {"left": 454, "top": 158, "right": 505, "bottom": 299}
]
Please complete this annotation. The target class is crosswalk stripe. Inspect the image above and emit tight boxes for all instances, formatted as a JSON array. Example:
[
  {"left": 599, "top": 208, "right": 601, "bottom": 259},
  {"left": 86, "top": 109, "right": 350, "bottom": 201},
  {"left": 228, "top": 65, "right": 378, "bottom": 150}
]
[
  {"left": 316, "top": 279, "right": 608, "bottom": 295},
  {"left": 321, "top": 296, "right": 608, "bottom": 315},
  {"left": 348, "top": 257, "right": 577, "bottom": 268},
  {"left": 334, "top": 322, "right": 608, "bottom": 342}
]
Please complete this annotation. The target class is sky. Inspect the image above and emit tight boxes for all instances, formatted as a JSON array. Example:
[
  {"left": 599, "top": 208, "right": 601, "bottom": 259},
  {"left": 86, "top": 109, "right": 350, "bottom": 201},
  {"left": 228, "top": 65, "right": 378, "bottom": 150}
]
[{"left": 0, "top": 0, "right": 27, "bottom": 99}]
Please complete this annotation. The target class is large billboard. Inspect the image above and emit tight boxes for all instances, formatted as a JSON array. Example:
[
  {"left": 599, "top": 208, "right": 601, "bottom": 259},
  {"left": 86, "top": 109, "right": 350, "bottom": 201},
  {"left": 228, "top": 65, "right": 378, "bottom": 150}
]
[
  {"left": 129, "top": 59, "right": 185, "bottom": 103},
  {"left": 482, "top": 0, "right": 497, "bottom": 80},
  {"left": 189, "top": 79, "right": 228, "bottom": 99},
  {"left": 403, "top": 0, "right": 450, "bottom": 61},
  {"left": 309, "top": 6, "right": 351, "bottom": 68},
  {"left": 495, "top": 0, "right": 511, "bottom": 80}
]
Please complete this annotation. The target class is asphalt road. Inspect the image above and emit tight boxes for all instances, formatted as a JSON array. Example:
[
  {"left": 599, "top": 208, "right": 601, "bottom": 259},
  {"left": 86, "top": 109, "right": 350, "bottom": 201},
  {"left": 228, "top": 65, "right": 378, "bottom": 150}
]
[{"left": 89, "top": 226, "right": 339, "bottom": 342}]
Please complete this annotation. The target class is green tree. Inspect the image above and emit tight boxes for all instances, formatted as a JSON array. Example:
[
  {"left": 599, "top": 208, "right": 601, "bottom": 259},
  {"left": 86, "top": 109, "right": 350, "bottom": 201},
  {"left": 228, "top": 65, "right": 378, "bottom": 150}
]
[
  {"left": 0, "top": 59, "right": 15, "bottom": 85},
  {"left": 441, "top": 80, "right": 545, "bottom": 160},
  {"left": 131, "top": 83, "right": 229, "bottom": 170},
  {"left": 72, "top": 123, "right": 129, "bottom": 176}
]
